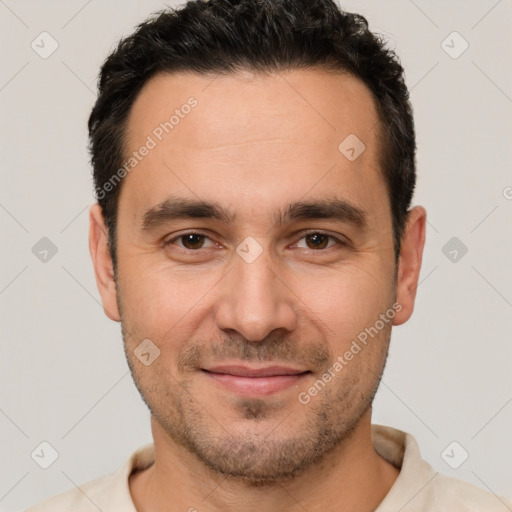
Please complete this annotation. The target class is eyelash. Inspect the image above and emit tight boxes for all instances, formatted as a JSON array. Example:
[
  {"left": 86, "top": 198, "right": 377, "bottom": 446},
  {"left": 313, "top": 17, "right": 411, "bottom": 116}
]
[{"left": 163, "top": 230, "right": 347, "bottom": 253}]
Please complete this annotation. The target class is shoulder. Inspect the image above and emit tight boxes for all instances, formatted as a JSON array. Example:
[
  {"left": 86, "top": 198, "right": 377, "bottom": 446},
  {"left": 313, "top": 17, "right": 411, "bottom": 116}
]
[
  {"left": 426, "top": 471, "right": 512, "bottom": 510},
  {"left": 24, "top": 443, "right": 154, "bottom": 512},
  {"left": 23, "top": 471, "right": 118, "bottom": 512},
  {"left": 371, "top": 425, "right": 512, "bottom": 511}
]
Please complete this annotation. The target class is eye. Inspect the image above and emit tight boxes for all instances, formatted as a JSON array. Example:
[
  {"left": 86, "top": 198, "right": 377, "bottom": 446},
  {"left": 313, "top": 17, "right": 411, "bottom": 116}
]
[
  {"left": 294, "top": 231, "right": 345, "bottom": 251},
  {"left": 163, "top": 230, "right": 346, "bottom": 254},
  {"left": 164, "top": 232, "right": 217, "bottom": 251}
]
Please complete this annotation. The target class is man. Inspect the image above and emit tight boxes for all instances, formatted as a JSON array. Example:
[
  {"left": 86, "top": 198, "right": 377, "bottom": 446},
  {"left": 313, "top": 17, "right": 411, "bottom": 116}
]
[{"left": 26, "top": 0, "right": 511, "bottom": 510}]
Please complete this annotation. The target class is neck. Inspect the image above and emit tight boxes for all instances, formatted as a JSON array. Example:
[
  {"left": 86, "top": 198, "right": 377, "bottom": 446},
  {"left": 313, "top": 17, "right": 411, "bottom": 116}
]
[{"left": 129, "top": 409, "right": 400, "bottom": 512}]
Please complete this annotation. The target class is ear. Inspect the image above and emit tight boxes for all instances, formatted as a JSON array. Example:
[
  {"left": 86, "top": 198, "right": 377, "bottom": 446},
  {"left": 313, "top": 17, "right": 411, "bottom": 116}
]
[
  {"left": 88, "top": 203, "right": 121, "bottom": 322},
  {"left": 392, "top": 206, "right": 427, "bottom": 326}
]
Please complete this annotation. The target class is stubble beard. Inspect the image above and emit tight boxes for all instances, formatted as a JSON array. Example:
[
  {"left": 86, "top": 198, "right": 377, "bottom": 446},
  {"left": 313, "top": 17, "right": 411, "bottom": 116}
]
[{"left": 120, "top": 319, "right": 391, "bottom": 488}]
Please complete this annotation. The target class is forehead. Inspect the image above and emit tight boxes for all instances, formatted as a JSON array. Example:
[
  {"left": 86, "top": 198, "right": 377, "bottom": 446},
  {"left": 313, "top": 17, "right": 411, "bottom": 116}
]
[
  {"left": 120, "top": 68, "right": 386, "bottom": 223},
  {"left": 125, "top": 68, "right": 379, "bottom": 148}
]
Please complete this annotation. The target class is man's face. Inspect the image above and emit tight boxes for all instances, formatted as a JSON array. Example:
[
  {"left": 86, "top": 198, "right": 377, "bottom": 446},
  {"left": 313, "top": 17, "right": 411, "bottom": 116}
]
[{"left": 91, "top": 69, "right": 420, "bottom": 485}]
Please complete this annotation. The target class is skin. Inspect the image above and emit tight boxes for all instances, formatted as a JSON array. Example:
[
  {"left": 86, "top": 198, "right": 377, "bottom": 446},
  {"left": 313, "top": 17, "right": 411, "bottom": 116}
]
[{"left": 89, "top": 69, "right": 426, "bottom": 512}]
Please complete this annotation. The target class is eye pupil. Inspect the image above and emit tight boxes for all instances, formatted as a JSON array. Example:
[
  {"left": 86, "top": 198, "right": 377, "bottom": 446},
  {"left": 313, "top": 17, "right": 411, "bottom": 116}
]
[
  {"left": 182, "top": 233, "right": 204, "bottom": 249},
  {"left": 306, "top": 233, "right": 329, "bottom": 250}
]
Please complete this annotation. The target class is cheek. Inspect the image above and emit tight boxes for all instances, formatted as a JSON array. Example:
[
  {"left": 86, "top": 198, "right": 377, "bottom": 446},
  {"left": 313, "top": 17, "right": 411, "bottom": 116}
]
[
  {"left": 117, "top": 262, "right": 220, "bottom": 343},
  {"left": 295, "top": 261, "right": 393, "bottom": 344}
]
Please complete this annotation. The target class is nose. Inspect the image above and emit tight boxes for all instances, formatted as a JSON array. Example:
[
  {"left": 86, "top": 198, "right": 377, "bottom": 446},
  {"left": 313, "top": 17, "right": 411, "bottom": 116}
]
[{"left": 214, "top": 246, "right": 298, "bottom": 342}]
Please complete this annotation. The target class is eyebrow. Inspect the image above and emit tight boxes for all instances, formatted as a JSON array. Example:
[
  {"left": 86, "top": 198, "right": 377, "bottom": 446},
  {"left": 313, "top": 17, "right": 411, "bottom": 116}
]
[{"left": 141, "top": 195, "right": 367, "bottom": 232}]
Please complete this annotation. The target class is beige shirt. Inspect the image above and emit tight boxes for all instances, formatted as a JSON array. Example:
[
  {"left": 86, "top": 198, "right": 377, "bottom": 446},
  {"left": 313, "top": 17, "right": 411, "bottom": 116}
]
[{"left": 25, "top": 424, "right": 511, "bottom": 511}]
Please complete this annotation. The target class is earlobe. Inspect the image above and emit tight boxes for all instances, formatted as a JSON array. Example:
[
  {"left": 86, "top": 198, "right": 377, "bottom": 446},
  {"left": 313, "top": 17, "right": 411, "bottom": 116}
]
[
  {"left": 392, "top": 206, "right": 427, "bottom": 326},
  {"left": 88, "top": 203, "right": 121, "bottom": 322}
]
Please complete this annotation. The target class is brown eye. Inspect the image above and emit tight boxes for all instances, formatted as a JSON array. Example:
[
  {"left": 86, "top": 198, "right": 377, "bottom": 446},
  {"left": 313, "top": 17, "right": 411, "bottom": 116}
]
[
  {"left": 164, "top": 232, "right": 216, "bottom": 251},
  {"left": 304, "top": 233, "right": 330, "bottom": 250},
  {"left": 180, "top": 233, "right": 207, "bottom": 250},
  {"left": 293, "top": 232, "right": 345, "bottom": 251}
]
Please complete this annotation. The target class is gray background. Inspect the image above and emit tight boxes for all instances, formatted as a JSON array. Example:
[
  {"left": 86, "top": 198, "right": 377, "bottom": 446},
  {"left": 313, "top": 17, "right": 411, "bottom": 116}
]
[{"left": 1, "top": 0, "right": 511, "bottom": 510}]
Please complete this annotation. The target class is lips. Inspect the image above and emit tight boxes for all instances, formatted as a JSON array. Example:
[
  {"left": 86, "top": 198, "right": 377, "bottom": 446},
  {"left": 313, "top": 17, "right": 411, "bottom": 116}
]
[
  {"left": 202, "top": 365, "right": 309, "bottom": 377},
  {"left": 201, "top": 365, "right": 311, "bottom": 397}
]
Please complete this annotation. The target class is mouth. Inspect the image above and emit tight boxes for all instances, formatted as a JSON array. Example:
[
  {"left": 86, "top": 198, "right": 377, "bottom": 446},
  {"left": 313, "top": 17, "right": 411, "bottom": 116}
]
[{"left": 201, "top": 365, "right": 312, "bottom": 397}]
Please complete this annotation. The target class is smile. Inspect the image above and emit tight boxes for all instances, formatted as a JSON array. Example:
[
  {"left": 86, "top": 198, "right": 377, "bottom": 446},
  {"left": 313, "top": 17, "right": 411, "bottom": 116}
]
[{"left": 201, "top": 366, "right": 311, "bottom": 397}]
